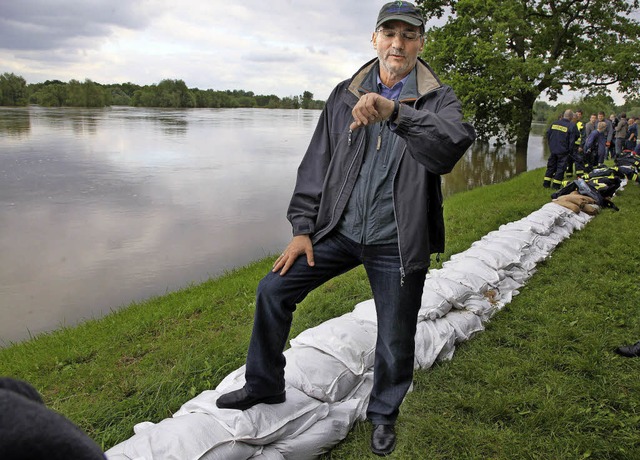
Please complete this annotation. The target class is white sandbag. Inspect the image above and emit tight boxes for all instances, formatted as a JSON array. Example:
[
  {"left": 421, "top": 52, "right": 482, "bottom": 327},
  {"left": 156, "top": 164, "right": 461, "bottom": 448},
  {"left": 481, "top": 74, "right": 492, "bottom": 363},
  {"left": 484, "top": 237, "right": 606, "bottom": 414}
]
[
  {"left": 430, "top": 266, "right": 491, "bottom": 293},
  {"left": 351, "top": 299, "right": 377, "bottom": 324},
  {"left": 523, "top": 209, "right": 561, "bottom": 233},
  {"left": 264, "top": 398, "right": 362, "bottom": 460},
  {"left": 290, "top": 314, "right": 377, "bottom": 375},
  {"left": 200, "top": 442, "right": 260, "bottom": 460},
  {"left": 480, "top": 232, "right": 532, "bottom": 253},
  {"left": 175, "top": 385, "right": 329, "bottom": 446},
  {"left": 550, "top": 224, "right": 572, "bottom": 240},
  {"left": 104, "top": 413, "right": 258, "bottom": 460},
  {"left": 422, "top": 275, "right": 476, "bottom": 307},
  {"left": 450, "top": 245, "right": 521, "bottom": 271},
  {"left": 414, "top": 318, "right": 456, "bottom": 369},
  {"left": 442, "top": 258, "right": 502, "bottom": 286},
  {"left": 214, "top": 366, "right": 246, "bottom": 394},
  {"left": 284, "top": 346, "right": 360, "bottom": 403},
  {"left": 461, "top": 295, "right": 496, "bottom": 321},
  {"left": 250, "top": 448, "right": 285, "bottom": 459},
  {"left": 444, "top": 310, "right": 485, "bottom": 343},
  {"left": 495, "top": 275, "right": 525, "bottom": 297},
  {"left": 499, "top": 219, "right": 551, "bottom": 236},
  {"left": 418, "top": 289, "right": 453, "bottom": 321}
]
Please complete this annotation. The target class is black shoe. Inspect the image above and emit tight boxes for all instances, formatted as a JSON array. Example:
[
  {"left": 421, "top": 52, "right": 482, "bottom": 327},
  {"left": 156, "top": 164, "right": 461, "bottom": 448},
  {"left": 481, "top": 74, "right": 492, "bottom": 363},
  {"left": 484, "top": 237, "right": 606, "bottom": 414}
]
[
  {"left": 614, "top": 341, "right": 640, "bottom": 358},
  {"left": 371, "top": 424, "right": 396, "bottom": 456},
  {"left": 216, "top": 386, "right": 286, "bottom": 410}
]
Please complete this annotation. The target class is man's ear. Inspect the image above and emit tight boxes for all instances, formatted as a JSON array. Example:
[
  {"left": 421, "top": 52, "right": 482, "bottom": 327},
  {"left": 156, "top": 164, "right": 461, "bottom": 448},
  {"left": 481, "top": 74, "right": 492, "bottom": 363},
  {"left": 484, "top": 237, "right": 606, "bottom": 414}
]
[{"left": 372, "top": 32, "right": 378, "bottom": 48}]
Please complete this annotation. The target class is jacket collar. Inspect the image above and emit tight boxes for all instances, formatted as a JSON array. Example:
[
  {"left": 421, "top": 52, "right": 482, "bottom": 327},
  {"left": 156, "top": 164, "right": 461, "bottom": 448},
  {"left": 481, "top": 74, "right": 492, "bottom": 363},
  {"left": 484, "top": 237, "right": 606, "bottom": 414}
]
[{"left": 347, "top": 57, "right": 442, "bottom": 102}]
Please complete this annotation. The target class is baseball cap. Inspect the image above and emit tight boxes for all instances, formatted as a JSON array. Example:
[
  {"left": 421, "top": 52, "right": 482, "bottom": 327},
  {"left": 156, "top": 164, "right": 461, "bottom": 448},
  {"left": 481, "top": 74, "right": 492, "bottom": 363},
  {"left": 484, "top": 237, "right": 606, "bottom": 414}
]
[{"left": 376, "top": 1, "right": 424, "bottom": 29}]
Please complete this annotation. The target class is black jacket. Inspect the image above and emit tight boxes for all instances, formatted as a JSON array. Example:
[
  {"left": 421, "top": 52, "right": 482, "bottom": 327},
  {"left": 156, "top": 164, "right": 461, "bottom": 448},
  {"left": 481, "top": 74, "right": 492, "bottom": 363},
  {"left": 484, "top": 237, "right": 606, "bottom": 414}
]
[{"left": 287, "top": 57, "right": 476, "bottom": 274}]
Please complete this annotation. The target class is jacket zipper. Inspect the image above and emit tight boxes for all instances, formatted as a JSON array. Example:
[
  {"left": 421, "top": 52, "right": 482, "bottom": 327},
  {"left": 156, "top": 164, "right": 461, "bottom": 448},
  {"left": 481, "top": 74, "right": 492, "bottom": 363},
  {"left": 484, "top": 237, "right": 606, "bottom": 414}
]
[
  {"left": 316, "top": 129, "right": 365, "bottom": 242},
  {"left": 391, "top": 146, "right": 407, "bottom": 286}
]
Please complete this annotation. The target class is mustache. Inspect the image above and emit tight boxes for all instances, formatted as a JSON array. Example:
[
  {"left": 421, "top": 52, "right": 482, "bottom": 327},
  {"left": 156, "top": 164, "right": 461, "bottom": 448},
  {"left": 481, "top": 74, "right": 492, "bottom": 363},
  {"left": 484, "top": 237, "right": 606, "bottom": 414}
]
[{"left": 386, "top": 48, "right": 406, "bottom": 57}]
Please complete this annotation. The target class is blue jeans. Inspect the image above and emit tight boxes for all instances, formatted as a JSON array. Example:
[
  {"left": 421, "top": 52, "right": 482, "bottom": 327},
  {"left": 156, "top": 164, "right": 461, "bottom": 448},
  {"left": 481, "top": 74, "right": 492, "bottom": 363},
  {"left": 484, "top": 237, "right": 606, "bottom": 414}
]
[{"left": 244, "top": 231, "right": 427, "bottom": 425}]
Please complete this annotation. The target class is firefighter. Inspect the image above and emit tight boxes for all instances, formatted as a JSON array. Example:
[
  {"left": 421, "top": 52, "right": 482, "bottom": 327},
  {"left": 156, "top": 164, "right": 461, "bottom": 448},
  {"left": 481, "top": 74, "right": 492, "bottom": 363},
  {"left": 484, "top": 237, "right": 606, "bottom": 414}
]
[{"left": 544, "top": 109, "right": 579, "bottom": 189}]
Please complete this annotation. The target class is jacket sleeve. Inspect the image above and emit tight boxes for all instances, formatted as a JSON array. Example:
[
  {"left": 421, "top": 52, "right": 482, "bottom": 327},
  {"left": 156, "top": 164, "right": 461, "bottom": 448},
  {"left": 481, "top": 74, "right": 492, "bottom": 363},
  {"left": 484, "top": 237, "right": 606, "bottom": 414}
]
[
  {"left": 285, "top": 87, "right": 338, "bottom": 236},
  {"left": 391, "top": 85, "right": 476, "bottom": 174}
]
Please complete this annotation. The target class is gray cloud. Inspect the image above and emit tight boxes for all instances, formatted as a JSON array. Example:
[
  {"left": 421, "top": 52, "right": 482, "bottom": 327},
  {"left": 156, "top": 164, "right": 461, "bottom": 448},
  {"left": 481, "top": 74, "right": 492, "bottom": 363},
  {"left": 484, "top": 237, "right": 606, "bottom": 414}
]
[
  {"left": 244, "top": 51, "right": 300, "bottom": 63},
  {"left": 0, "top": 1, "right": 158, "bottom": 51}
]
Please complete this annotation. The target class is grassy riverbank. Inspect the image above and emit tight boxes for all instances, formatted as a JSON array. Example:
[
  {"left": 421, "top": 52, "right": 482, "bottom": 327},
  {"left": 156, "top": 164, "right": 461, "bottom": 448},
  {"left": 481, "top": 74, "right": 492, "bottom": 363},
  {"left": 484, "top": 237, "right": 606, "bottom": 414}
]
[{"left": 2, "top": 168, "right": 639, "bottom": 458}]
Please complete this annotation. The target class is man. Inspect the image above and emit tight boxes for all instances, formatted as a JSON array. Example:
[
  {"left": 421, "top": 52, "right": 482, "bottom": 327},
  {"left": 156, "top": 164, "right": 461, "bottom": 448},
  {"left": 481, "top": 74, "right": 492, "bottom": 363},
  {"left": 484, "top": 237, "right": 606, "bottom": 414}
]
[
  {"left": 598, "top": 111, "right": 614, "bottom": 160},
  {"left": 567, "top": 109, "right": 585, "bottom": 177},
  {"left": 544, "top": 109, "right": 578, "bottom": 189},
  {"left": 614, "top": 112, "right": 628, "bottom": 157},
  {"left": 216, "top": 1, "right": 476, "bottom": 456},
  {"left": 584, "top": 113, "right": 597, "bottom": 138},
  {"left": 584, "top": 121, "right": 608, "bottom": 167},
  {"left": 626, "top": 117, "right": 637, "bottom": 151}
]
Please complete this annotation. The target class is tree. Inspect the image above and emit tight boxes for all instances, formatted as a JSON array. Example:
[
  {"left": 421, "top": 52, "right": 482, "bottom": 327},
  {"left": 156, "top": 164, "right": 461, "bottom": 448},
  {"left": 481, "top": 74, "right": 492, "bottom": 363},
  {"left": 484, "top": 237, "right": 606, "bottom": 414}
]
[
  {"left": 0, "top": 72, "right": 29, "bottom": 106},
  {"left": 418, "top": 0, "right": 640, "bottom": 150},
  {"left": 301, "top": 91, "right": 314, "bottom": 109}
]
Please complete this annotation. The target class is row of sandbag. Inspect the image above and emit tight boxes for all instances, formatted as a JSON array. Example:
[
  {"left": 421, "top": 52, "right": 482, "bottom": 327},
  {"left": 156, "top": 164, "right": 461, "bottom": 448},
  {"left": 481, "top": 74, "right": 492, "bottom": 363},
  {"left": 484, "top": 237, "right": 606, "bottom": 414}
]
[{"left": 105, "top": 202, "right": 592, "bottom": 460}]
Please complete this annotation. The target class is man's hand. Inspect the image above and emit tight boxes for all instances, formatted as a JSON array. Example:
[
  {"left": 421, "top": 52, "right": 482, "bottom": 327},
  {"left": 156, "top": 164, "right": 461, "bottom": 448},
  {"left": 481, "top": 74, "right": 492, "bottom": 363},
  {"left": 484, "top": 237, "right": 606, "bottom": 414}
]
[
  {"left": 350, "top": 93, "right": 395, "bottom": 131},
  {"left": 272, "top": 234, "right": 314, "bottom": 276}
]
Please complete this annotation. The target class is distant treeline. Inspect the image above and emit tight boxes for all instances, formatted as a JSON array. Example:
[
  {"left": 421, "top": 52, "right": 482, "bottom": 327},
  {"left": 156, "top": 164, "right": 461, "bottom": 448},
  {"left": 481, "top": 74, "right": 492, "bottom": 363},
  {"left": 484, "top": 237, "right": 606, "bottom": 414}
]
[{"left": 0, "top": 72, "right": 325, "bottom": 110}]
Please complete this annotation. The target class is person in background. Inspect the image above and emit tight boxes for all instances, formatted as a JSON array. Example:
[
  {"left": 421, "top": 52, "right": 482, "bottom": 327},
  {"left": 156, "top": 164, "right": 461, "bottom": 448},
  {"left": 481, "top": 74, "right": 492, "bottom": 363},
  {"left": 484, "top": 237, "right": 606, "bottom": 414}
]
[
  {"left": 544, "top": 109, "right": 578, "bottom": 189},
  {"left": 584, "top": 113, "right": 597, "bottom": 139},
  {"left": 614, "top": 112, "right": 628, "bottom": 158},
  {"left": 584, "top": 121, "right": 608, "bottom": 167},
  {"left": 567, "top": 109, "right": 585, "bottom": 177},
  {"left": 597, "top": 111, "right": 614, "bottom": 160},
  {"left": 0, "top": 377, "right": 106, "bottom": 460},
  {"left": 609, "top": 113, "right": 619, "bottom": 159},
  {"left": 625, "top": 117, "right": 637, "bottom": 151},
  {"left": 215, "top": 2, "right": 476, "bottom": 456}
]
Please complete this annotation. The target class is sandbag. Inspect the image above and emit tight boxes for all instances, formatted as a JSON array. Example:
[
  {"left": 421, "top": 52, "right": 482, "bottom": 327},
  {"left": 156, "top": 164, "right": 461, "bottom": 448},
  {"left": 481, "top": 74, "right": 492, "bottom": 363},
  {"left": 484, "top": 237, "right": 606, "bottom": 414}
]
[
  {"left": 284, "top": 346, "right": 360, "bottom": 403},
  {"left": 104, "top": 413, "right": 259, "bottom": 460},
  {"left": 261, "top": 398, "right": 362, "bottom": 460},
  {"left": 444, "top": 310, "right": 485, "bottom": 343},
  {"left": 422, "top": 274, "right": 478, "bottom": 307},
  {"left": 289, "top": 314, "right": 377, "bottom": 375},
  {"left": 418, "top": 289, "right": 453, "bottom": 321},
  {"left": 414, "top": 319, "right": 456, "bottom": 369},
  {"left": 175, "top": 386, "right": 329, "bottom": 446}
]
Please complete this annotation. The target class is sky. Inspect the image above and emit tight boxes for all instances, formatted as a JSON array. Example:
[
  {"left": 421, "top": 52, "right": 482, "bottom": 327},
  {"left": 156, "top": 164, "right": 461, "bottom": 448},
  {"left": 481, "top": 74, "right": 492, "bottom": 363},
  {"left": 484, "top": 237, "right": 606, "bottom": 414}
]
[
  {"left": 0, "top": 1, "right": 629, "bottom": 104},
  {"left": 0, "top": 0, "right": 390, "bottom": 101}
]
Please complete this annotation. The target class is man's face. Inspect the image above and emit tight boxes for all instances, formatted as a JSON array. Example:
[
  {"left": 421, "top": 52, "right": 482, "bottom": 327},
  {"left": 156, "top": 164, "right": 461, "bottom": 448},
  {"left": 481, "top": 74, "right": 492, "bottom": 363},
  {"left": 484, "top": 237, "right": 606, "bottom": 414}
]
[
  {"left": 373, "top": 20, "right": 424, "bottom": 83},
  {"left": 590, "top": 115, "right": 597, "bottom": 124},
  {"left": 598, "top": 114, "right": 605, "bottom": 121}
]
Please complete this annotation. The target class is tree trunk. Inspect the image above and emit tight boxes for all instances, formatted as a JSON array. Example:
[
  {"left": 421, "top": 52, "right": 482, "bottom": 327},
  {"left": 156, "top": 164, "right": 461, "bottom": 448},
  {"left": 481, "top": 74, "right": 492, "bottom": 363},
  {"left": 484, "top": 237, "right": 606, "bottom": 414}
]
[{"left": 515, "top": 92, "right": 538, "bottom": 155}]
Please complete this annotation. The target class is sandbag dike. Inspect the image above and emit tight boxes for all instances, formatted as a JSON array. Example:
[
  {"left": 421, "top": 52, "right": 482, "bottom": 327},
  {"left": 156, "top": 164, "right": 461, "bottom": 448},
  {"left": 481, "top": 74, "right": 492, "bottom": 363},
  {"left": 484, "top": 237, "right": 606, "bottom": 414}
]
[{"left": 105, "top": 202, "right": 596, "bottom": 460}]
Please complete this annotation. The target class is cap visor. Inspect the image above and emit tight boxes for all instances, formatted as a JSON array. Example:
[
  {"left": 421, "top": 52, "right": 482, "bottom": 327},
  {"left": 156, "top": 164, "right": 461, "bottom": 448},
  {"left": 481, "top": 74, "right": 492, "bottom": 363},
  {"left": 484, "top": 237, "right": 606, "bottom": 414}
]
[{"left": 377, "top": 15, "right": 423, "bottom": 28}]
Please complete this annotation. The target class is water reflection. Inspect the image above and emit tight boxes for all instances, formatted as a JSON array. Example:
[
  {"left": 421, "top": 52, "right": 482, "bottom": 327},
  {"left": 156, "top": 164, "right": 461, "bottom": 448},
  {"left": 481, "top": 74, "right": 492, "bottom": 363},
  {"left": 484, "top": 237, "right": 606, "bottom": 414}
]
[
  {"left": 0, "top": 107, "right": 548, "bottom": 345},
  {"left": 0, "top": 107, "right": 31, "bottom": 137},
  {"left": 443, "top": 128, "right": 547, "bottom": 197}
]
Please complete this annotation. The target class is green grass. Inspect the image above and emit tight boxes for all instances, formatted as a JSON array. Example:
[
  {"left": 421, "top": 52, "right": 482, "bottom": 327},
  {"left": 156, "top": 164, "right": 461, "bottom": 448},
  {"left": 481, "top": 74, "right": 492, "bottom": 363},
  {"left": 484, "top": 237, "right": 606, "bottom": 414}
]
[{"left": 2, "top": 168, "right": 640, "bottom": 459}]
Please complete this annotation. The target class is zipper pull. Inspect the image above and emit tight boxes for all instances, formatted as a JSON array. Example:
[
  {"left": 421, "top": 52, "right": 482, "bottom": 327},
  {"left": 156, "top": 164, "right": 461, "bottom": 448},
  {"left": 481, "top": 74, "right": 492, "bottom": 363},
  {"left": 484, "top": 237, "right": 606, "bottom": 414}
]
[
  {"left": 348, "top": 129, "right": 353, "bottom": 146},
  {"left": 376, "top": 133, "right": 382, "bottom": 151}
]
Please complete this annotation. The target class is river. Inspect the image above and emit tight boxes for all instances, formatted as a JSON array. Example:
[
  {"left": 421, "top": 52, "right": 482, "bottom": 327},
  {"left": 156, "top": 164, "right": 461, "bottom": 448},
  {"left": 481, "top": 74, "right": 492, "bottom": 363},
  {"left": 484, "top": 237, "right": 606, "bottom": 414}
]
[{"left": 0, "top": 106, "right": 549, "bottom": 345}]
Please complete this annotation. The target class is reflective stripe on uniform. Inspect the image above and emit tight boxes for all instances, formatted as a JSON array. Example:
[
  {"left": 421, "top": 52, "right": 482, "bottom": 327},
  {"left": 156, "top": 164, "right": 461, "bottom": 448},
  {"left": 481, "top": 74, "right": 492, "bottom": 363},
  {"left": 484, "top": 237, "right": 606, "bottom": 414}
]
[{"left": 551, "top": 124, "right": 568, "bottom": 133}]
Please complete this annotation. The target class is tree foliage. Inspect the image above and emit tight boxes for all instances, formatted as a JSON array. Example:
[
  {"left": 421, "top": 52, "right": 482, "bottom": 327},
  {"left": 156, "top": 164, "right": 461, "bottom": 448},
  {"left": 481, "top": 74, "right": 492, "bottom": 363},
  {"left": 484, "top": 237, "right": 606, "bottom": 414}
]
[
  {"left": 418, "top": 0, "right": 640, "bottom": 149},
  {"left": 0, "top": 73, "right": 29, "bottom": 106},
  {"left": 1, "top": 72, "right": 324, "bottom": 110}
]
